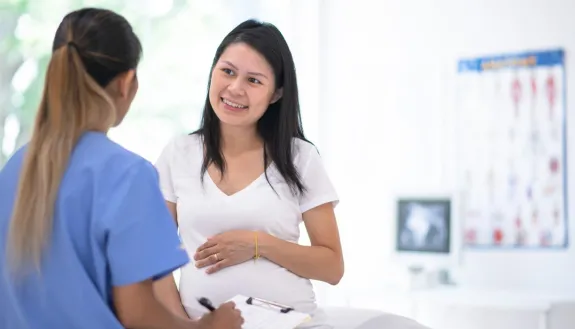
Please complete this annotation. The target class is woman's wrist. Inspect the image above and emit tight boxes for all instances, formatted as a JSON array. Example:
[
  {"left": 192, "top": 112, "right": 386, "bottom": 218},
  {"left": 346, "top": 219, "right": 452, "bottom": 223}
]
[{"left": 254, "top": 231, "right": 275, "bottom": 258}]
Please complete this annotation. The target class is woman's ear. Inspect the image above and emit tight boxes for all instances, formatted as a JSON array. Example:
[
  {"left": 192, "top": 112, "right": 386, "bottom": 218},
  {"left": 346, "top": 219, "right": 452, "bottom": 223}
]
[
  {"left": 117, "top": 69, "right": 136, "bottom": 98},
  {"left": 270, "top": 88, "right": 283, "bottom": 104}
]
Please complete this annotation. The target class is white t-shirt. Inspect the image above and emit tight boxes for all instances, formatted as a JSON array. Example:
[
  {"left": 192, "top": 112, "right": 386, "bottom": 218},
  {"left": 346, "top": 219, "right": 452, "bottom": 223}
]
[{"left": 155, "top": 134, "right": 338, "bottom": 319}]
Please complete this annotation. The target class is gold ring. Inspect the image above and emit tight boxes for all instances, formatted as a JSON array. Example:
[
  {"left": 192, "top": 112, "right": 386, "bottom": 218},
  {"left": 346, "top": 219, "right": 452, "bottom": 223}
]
[{"left": 213, "top": 253, "right": 219, "bottom": 261}]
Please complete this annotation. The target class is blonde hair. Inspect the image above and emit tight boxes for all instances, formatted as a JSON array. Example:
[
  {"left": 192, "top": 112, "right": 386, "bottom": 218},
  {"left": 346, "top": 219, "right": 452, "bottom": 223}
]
[{"left": 7, "top": 29, "right": 118, "bottom": 273}]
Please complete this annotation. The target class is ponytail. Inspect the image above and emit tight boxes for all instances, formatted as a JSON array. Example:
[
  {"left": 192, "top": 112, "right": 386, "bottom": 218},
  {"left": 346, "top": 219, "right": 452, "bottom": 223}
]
[{"left": 8, "top": 40, "right": 117, "bottom": 273}]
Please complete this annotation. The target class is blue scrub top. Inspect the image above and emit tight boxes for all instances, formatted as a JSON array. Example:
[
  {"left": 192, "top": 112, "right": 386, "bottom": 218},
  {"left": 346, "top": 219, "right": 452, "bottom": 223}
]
[{"left": 0, "top": 131, "right": 190, "bottom": 329}]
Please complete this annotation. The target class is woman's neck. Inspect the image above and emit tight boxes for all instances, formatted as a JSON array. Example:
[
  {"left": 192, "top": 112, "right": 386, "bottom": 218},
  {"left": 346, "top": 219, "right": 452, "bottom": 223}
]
[{"left": 220, "top": 124, "right": 262, "bottom": 154}]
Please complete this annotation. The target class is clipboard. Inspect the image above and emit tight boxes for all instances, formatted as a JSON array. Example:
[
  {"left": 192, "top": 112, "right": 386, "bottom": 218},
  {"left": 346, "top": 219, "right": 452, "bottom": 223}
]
[{"left": 228, "top": 294, "right": 311, "bottom": 329}]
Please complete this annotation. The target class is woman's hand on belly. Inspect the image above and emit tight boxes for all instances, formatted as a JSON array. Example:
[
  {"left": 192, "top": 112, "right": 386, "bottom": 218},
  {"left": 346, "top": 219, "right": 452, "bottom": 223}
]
[{"left": 194, "top": 230, "right": 255, "bottom": 274}]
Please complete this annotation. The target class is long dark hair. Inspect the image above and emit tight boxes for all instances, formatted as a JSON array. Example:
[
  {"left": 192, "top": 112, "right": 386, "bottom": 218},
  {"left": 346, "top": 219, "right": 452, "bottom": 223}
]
[
  {"left": 194, "top": 19, "right": 309, "bottom": 195},
  {"left": 8, "top": 7, "right": 142, "bottom": 272}
]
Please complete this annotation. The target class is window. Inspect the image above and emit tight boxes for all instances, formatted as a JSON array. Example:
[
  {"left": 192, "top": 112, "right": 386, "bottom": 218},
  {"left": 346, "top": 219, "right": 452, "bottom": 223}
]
[{"left": 0, "top": 0, "right": 241, "bottom": 166}]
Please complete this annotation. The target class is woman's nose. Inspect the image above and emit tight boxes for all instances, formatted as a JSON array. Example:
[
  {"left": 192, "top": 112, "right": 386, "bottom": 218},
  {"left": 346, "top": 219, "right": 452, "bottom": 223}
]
[{"left": 227, "top": 78, "right": 245, "bottom": 95}]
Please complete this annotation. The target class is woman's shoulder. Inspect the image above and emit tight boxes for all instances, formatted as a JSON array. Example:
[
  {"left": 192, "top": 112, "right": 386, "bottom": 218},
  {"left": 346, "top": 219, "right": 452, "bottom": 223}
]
[
  {"left": 291, "top": 137, "right": 320, "bottom": 171},
  {"left": 156, "top": 133, "right": 203, "bottom": 172},
  {"left": 292, "top": 137, "right": 317, "bottom": 159},
  {"left": 163, "top": 132, "right": 203, "bottom": 155}
]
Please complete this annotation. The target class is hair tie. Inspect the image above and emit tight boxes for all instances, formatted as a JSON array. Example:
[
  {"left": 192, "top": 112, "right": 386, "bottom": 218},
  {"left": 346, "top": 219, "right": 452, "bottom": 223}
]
[{"left": 67, "top": 41, "right": 79, "bottom": 51}]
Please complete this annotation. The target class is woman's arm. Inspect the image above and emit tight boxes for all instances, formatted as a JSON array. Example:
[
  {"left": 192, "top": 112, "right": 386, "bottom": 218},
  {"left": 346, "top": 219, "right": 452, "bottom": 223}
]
[
  {"left": 153, "top": 275, "right": 189, "bottom": 319},
  {"left": 115, "top": 280, "right": 243, "bottom": 329},
  {"left": 258, "top": 203, "right": 344, "bottom": 285},
  {"left": 114, "top": 279, "right": 196, "bottom": 329},
  {"left": 194, "top": 203, "right": 344, "bottom": 284},
  {"left": 153, "top": 201, "right": 189, "bottom": 319}
]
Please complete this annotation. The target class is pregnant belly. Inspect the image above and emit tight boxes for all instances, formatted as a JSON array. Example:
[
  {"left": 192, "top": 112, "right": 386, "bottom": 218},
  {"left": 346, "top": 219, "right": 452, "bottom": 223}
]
[{"left": 178, "top": 258, "right": 317, "bottom": 318}]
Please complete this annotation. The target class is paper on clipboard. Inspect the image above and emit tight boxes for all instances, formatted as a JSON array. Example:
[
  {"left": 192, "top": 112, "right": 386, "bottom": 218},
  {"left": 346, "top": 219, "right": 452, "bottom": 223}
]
[{"left": 228, "top": 295, "right": 311, "bottom": 329}]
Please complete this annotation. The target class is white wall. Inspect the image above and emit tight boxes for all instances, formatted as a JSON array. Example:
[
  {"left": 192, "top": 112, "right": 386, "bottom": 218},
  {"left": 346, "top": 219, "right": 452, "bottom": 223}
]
[{"left": 318, "top": 0, "right": 575, "bottom": 302}]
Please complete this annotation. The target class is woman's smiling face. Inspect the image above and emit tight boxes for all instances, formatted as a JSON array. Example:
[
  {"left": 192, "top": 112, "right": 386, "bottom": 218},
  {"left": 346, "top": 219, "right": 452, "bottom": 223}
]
[{"left": 208, "top": 42, "right": 282, "bottom": 128}]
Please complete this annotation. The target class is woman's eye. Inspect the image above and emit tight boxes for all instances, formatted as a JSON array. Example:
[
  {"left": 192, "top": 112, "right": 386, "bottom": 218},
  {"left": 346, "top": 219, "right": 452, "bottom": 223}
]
[
  {"left": 222, "top": 68, "right": 234, "bottom": 75},
  {"left": 249, "top": 77, "right": 261, "bottom": 84}
]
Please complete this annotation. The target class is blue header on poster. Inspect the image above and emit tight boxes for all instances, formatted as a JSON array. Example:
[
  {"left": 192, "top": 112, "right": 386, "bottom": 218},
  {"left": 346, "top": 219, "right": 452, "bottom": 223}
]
[{"left": 458, "top": 49, "right": 564, "bottom": 72}]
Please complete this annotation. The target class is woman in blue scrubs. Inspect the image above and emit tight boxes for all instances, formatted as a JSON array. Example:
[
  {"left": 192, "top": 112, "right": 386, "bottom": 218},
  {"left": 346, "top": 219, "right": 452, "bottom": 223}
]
[{"left": 0, "top": 8, "right": 242, "bottom": 329}]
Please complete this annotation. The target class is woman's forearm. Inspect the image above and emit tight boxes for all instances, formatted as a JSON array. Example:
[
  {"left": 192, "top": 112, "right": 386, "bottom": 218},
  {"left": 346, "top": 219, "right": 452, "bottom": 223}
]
[
  {"left": 153, "top": 274, "right": 190, "bottom": 319},
  {"left": 258, "top": 233, "right": 344, "bottom": 285}
]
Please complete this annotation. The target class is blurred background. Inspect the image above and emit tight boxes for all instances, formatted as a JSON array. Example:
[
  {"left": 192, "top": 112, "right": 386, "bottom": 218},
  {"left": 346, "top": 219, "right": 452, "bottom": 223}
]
[{"left": 2, "top": 1, "right": 575, "bottom": 328}]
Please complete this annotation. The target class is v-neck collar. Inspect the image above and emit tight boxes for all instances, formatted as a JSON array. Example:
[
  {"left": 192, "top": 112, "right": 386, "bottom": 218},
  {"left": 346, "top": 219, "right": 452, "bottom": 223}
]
[{"left": 205, "top": 171, "right": 266, "bottom": 198}]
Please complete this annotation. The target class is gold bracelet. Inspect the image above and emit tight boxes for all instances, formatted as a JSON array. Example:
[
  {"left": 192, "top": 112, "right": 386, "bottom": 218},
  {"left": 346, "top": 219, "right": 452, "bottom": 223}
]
[{"left": 254, "top": 232, "right": 260, "bottom": 262}]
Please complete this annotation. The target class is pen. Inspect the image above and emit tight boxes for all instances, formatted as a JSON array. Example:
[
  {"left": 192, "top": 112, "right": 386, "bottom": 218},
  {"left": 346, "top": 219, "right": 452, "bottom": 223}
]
[{"left": 197, "top": 297, "right": 216, "bottom": 312}]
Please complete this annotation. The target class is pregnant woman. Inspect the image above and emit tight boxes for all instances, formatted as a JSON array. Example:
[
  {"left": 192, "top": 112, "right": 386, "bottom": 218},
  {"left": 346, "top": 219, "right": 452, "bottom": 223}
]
[{"left": 154, "top": 19, "right": 344, "bottom": 328}]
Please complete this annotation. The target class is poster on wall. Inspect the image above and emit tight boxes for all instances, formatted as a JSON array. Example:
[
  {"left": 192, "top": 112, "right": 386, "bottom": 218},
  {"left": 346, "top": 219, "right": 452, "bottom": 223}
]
[{"left": 456, "top": 49, "right": 568, "bottom": 249}]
